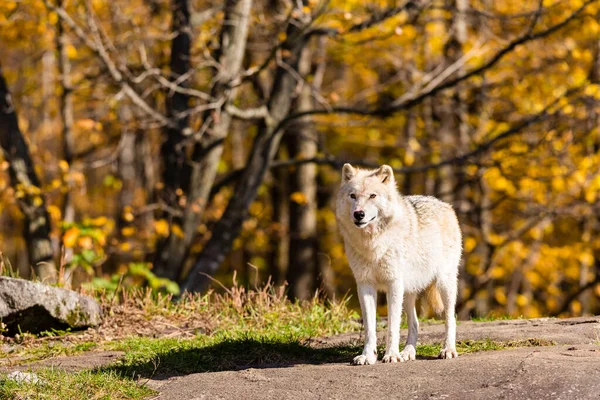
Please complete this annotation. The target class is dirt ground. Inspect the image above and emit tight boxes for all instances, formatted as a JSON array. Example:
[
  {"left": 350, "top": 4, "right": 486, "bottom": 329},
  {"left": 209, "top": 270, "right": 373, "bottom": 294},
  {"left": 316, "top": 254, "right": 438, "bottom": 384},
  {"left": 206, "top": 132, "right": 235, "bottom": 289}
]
[{"left": 4, "top": 316, "right": 600, "bottom": 399}]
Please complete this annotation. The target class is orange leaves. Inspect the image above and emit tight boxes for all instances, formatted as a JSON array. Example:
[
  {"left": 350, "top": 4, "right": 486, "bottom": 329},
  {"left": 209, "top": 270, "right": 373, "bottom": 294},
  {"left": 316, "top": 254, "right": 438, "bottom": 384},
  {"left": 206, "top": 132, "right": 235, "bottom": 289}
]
[
  {"left": 154, "top": 219, "right": 169, "bottom": 237},
  {"left": 74, "top": 119, "right": 98, "bottom": 131},
  {"left": 63, "top": 227, "right": 80, "bottom": 248},
  {"left": 464, "top": 236, "right": 477, "bottom": 253},
  {"left": 290, "top": 191, "right": 308, "bottom": 205}
]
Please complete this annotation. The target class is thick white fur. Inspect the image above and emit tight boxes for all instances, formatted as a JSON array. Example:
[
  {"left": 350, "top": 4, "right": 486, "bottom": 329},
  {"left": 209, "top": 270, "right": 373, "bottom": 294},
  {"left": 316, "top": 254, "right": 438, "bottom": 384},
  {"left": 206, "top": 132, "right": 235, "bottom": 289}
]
[{"left": 336, "top": 164, "right": 462, "bottom": 365}]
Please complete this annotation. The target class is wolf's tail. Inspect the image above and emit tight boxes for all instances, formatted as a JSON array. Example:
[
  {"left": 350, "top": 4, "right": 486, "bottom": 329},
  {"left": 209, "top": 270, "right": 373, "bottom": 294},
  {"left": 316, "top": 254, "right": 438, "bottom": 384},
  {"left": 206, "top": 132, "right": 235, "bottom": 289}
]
[{"left": 423, "top": 283, "right": 444, "bottom": 316}]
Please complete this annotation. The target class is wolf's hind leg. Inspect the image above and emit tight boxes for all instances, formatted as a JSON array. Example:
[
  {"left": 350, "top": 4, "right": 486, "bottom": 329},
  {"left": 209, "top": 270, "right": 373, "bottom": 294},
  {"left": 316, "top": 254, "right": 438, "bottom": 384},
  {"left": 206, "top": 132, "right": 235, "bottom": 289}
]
[
  {"left": 437, "top": 277, "right": 458, "bottom": 359},
  {"left": 353, "top": 283, "right": 378, "bottom": 365},
  {"left": 398, "top": 293, "right": 417, "bottom": 361}
]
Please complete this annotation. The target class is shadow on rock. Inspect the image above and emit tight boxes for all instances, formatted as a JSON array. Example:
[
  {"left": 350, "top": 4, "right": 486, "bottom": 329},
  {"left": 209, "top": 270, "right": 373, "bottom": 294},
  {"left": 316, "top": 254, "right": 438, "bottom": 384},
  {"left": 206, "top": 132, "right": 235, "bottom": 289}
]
[
  {"left": 97, "top": 338, "right": 443, "bottom": 381},
  {"left": 97, "top": 338, "right": 364, "bottom": 379}
]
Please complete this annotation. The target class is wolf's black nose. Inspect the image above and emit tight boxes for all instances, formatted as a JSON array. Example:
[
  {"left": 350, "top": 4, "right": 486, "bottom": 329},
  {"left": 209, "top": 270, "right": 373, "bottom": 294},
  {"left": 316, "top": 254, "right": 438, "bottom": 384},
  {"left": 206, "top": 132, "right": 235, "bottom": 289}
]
[{"left": 354, "top": 211, "right": 365, "bottom": 220}]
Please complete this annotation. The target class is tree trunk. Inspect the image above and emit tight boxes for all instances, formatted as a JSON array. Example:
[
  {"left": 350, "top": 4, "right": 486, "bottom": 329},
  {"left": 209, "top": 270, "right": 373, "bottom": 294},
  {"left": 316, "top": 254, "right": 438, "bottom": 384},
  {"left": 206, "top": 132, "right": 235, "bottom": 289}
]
[
  {"left": 228, "top": 121, "right": 250, "bottom": 282},
  {"left": 153, "top": 0, "right": 193, "bottom": 280},
  {"left": 154, "top": 0, "right": 252, "bottom": 281},
  {"left": 268, "top": 160, "right": 290, "bottom": 285},
  {"left": 285, "top": 41, "right": 318, "bottom": 301},
  {"left": 438, "top": 0, "right": 469, "bottom": 202},
  {"left": 183, "top": 11, "right": 308, "bottom": 292},
  {"left": 55, "top": 0, "right": 75, "bottom": 281},
  {"left": 315, "top": 172, "right": 336, "bottom": 299},
  {"left": 0, "top": 67, "right": 57, "bottom": 283}
]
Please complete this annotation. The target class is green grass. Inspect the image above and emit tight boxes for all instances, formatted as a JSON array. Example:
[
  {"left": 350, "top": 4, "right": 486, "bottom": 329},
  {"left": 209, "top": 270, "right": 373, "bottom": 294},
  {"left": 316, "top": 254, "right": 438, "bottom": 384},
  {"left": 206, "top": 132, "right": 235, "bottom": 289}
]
[
  {"left": 413, "top": 338, "right": 555, "bottom": 358},
  {"left": 0, "top": 369, "right": 155, "bottom": 400},
  {"left": 469, "top": 313, "right": 534, "bottom": 322},
  {"left": 470, "top": 315, "right": 513, "bottom": 322},
  {"left": 3, "top": 341, "right": 100, "bottom": 364}
]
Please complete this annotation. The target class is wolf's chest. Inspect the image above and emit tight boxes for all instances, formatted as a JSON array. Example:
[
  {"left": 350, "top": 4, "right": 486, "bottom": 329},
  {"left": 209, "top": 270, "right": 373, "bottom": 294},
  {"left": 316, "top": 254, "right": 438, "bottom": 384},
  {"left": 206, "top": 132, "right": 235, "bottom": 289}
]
[{"left": 345, "top": 241, "right": 403, "bottom": 283}]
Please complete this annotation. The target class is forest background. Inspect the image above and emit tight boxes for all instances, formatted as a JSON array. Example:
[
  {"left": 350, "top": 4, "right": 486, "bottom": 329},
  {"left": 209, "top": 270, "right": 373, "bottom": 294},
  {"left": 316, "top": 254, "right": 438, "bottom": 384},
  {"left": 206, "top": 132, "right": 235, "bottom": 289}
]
[{"left": 1, "top": 0, "right": 600, "bottom": 319}]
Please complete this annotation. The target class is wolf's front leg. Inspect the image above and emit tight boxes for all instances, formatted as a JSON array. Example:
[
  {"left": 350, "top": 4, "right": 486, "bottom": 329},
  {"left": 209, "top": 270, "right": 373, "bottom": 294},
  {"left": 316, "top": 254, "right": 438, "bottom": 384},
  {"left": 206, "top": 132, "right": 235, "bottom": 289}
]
[
  {"left": 382, "top": 279, "right": 404, "bottom": 363},
  {"left": 353, "top": 283, "right": 378, "bottom": 365}
]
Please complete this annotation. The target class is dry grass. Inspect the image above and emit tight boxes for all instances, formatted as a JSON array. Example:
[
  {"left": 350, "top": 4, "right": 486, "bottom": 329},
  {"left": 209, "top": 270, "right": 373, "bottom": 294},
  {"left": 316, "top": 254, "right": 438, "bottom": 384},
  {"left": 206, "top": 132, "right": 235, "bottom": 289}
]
[{"left": 1, "top": 275, "right": 359, "bottom": 362}]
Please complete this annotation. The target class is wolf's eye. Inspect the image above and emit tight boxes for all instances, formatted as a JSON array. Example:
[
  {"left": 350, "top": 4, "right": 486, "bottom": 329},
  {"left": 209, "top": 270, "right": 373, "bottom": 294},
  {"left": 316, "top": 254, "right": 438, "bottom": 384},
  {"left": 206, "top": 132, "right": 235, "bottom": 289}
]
[
  {"left": 369, "top": 194, "right": 377, "bottom": 199},
  {"left": 350, "top": 194, "right": 356, "bottom": 200}
]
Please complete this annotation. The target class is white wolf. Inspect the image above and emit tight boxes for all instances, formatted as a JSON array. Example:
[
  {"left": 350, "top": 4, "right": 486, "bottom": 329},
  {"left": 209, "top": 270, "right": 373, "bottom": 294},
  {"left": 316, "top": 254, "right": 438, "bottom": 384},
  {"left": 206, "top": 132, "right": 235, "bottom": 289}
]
[{"left": 336, "top": 164, "right": 462, "bottom": 365}]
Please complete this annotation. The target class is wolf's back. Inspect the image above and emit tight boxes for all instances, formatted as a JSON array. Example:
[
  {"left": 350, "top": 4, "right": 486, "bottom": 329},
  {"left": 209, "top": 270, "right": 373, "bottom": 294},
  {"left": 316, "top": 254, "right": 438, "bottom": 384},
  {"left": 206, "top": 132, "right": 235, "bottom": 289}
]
[{"left": 405, "top": 195, "right": 462, "bottom": 247}]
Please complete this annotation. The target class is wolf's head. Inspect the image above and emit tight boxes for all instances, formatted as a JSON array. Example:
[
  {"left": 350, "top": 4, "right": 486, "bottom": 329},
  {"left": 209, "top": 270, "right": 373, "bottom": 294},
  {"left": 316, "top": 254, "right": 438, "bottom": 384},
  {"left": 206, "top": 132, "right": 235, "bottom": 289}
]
[{"left": 336, "top": 163, "right": 400, "bottom": 231}]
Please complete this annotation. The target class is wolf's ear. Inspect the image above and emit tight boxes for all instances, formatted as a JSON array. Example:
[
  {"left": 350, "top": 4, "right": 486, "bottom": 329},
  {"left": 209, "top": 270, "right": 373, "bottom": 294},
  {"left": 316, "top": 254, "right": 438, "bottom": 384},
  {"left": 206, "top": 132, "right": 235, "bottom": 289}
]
[
  {"left": 342, "top": 163, "right": 357, "bottom": 182},
  {"left": 375, "top": 165, "right": 395, "bottom": 184}
]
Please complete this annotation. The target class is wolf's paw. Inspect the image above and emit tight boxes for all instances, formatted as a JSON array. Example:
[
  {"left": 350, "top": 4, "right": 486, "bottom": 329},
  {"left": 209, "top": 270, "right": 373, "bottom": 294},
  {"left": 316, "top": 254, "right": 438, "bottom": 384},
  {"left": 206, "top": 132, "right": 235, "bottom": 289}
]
[
  {"left": 398, "top": 345, "right": 416, "bottom": 361},
  {"left": 382, "top": 351, "right": 404, "bottom": 363},
  {"left": 352, "top": 353, "right": 377, "bottom": 365},
  {"left": 438, "top": 347, "right": 458, "bottom": 359}
]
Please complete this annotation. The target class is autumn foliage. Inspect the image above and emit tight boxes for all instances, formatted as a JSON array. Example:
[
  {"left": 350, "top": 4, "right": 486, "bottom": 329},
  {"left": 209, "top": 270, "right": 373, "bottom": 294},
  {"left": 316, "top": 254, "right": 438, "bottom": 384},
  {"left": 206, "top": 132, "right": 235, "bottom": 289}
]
[{"left": 0, "top": 0, "right": 599, "bottom": 318}]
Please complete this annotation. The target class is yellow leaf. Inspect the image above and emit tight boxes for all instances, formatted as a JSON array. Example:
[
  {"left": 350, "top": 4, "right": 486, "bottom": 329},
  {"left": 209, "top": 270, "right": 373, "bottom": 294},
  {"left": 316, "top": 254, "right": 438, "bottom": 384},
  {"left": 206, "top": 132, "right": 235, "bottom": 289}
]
[
  {"left": 32, "top": 196, "right": 43, "bottom": 207},
  {"left": 75, "top": 119, "right": 96, "bottom": 131},
  {"left": 63, "top": 227, "right": 80, "bottom": 248},
  {"left": 464, "top": 236, "right": 477, "bottom": 253},
  {"left": 494, "top": 288, "right": 507, "bottom": 305},
  {"left": 59, "top": 160, "right": 69, "bottom": 172},
  {"left": 402, "top": 25, "right": 416, "bottom": 40},
  {"left": 408, "top": 137, "right": 421, "bottom": 152},
  {"left": 529, "top": 227, "right": 542, "bottom": 240},
  {"left": 488, "top": 233, "right": 504, "bottom": 246},
  {"left": 551, "top": 177, "right": 565, "bottom": 192},
  {"left": 570, "top": 300, "right": 581, "bottom": 314},
  {"left": 47, "top": 205, "right": 61, "bottom": 220},
  {"left": 154, "top": 219, "right": 169, "bottom": 237},
  {"left": 121, "top": 226, "right": 136, "bottom": 237},
  {"left": 290, "top": 191, "right": 308, "bottom": 205},
  {"left": 78, "top": 236, "right": 93, "bottom": 249},
  {"left": 278, "top": 32, "right": 287, "bottom": 42},
  {"left": 66, "top": 44, "right": 77, "bottom": 59},
  {"left": 584, "top": 84, "right": 600, "bottom": 98},
  {"left": 48, "top": 11, "right": 58, "bottom": 25},
  {"left": 172, "top": 224, "right": 184, "bottom": 238},
  {"left": 89, "top": 216, "right": 108, "bottom": 226},
  {"left": 122, "top": 212, "right": 134, "bottom": 222},
  {"left": 490, "top": 266, "right": 505, "bottom": 279},
  {"left": 578, "top": 252, "right": 594, "bottom": 266},
  {"left": 571, "top": 67, "right": 587, "bottom": 86},
  {"left": 516, "top": 294, "right": 528, "bottom": 307},
  {"left": 119, "top": 242, "right": 131, "bottom": 252}
]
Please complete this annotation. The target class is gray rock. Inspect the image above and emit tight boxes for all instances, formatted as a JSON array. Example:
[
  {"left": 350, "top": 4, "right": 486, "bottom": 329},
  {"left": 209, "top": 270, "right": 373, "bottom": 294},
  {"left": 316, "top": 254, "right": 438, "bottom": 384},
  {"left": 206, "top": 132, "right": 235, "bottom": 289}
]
[
  {"left": 6, "top": 371, "right": 42, "bottom": 385},
  {"left": 0, "top": 277, "right": 102, "bottom": 335}
]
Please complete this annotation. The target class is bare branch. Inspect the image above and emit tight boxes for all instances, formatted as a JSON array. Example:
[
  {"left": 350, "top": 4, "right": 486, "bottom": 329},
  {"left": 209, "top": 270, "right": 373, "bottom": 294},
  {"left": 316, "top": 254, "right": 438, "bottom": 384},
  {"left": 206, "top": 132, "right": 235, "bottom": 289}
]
[
  {"left": 45, "top": 0, "right": 174, "bottom": 128},
  {"left": 308, "top": 0, "right": 429, "bottom": 37},
  {"left": 226, "top": 104, "right": 270, "bottom": 121}
]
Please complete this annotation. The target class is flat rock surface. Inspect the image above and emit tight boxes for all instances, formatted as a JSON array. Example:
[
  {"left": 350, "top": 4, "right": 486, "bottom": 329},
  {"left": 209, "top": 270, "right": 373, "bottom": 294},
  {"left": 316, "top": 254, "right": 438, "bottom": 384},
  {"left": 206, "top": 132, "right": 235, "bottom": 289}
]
[
  {"left": 2, "top": 317, "right": 600, "bottom": 399},
  {"left": 149, "top": 317, "right": 600, "bottom": 400},
  {"left": 149, "top": 344, "right": 600, "bottom": 400}
]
